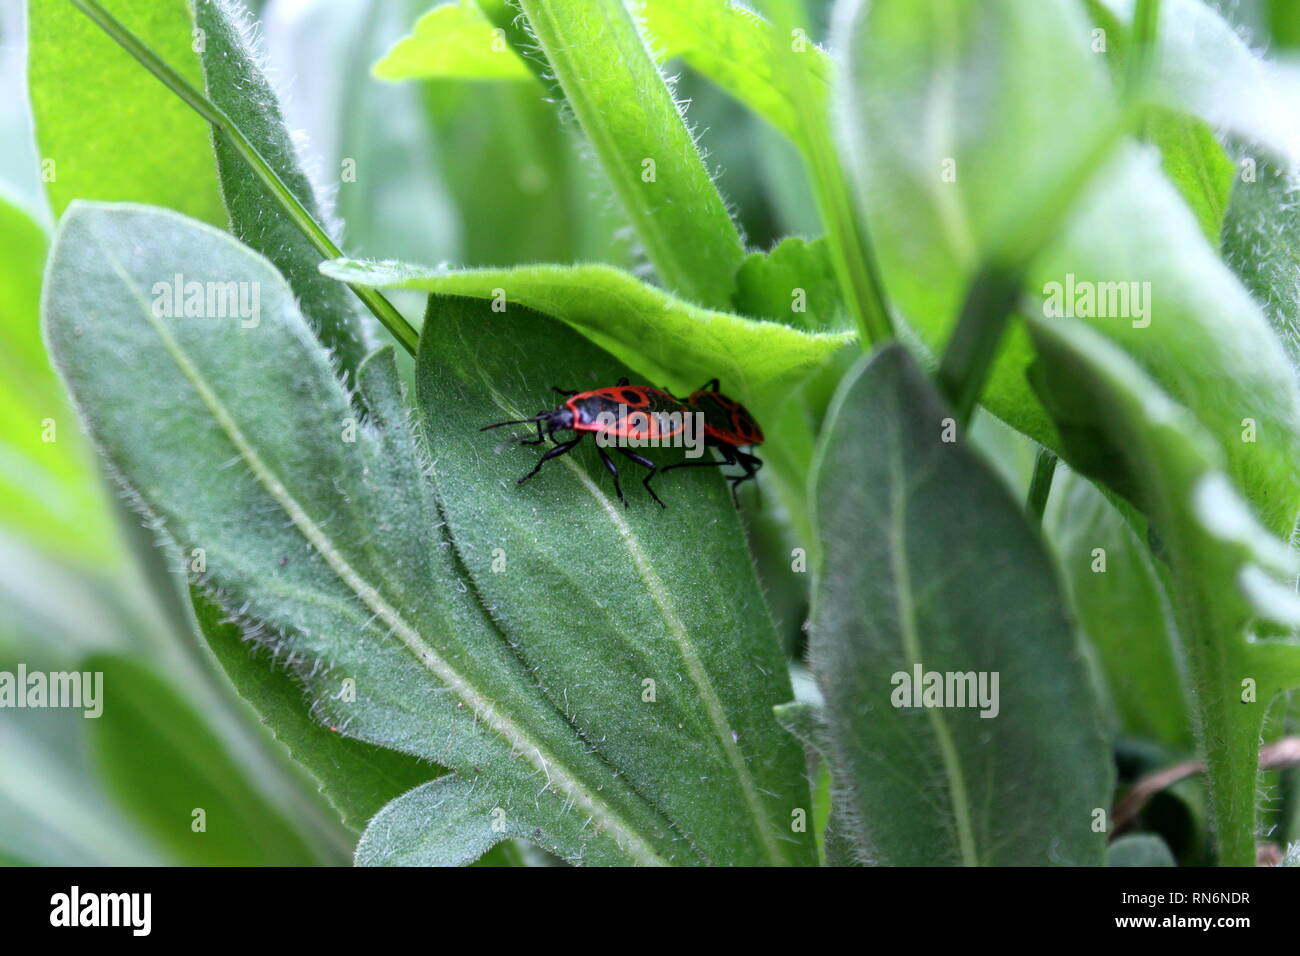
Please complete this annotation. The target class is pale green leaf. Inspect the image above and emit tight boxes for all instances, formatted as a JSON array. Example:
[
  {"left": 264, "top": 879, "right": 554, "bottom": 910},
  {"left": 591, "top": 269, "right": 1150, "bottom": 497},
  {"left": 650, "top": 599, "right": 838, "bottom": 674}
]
[
  {"left": 0, "top": 197, "right": 115, "bottom": 565},
  {"left": 373, "top": 2, "right": 531, "bottom": 81},
  {"left": 1108, "top": 833, "right": 1176, "bottom": 865},
  {"left": 44, "top": 201, "right": 689, "bottom": 866},
  {"left": 322, "top": 258, "right": 853, "bottom": 417},
  {"left": 374, "top": 0, "right": 831, "bottom": 151}
]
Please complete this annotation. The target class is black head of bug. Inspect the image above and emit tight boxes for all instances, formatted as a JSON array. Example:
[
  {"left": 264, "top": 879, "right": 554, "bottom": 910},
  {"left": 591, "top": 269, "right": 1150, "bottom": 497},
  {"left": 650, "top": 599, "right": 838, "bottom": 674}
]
[{"left": 480, "top": 403, "right": 576, "bottom": 440}]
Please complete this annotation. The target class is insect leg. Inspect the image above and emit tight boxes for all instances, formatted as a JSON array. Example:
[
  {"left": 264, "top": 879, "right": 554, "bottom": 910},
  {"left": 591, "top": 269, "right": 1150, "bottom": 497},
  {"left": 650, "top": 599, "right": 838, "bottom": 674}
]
[
  {"left": 595, "top": 444, "right": 627, "bottom": 507},
  {"left": 513, "top": 419, "right": 548, "bottom": 446},
  {"left": 615, "top": 447, "right": 667, "bottom": 509},
  {"left": 517, "top": 435, "right": 582, "bottom": 484},
  {"left": 728, "top": 449, "right": 763, "bottom": 503}
]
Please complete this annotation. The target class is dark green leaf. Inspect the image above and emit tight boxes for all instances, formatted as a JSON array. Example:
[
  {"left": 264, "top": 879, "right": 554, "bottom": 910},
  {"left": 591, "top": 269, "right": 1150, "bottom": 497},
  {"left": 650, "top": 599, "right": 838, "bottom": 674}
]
[
  {"left": 1107, "top": 833, "right": 1176, "bottom": 866},
  {"left": 414, "top": 293, "right": 816, "bottom": 866},
  {"left": 806, "top": 344, "right": 1112, "bottom": 865}
]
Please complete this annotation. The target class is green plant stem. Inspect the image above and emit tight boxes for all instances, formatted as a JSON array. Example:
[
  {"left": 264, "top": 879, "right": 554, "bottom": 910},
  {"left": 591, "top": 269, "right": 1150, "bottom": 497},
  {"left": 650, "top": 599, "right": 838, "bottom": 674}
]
[
  {"left": 70, "top": 0, "right": 419, "bottom": 357},
  {"left": 936, "top": 105, "right": 1135, "bottom": 427},
  {"left": 763, "top": 0, "right": 893, "bottom": 347},
  {"left": 1125, "top": 0, "right": 1162, "bottom": 102},
  {"left": 1026, "top": 448, "right": 1058, "bottom": 527},
  {"left": 934, "top": 0, "right": 1158, "bottom": 418}
]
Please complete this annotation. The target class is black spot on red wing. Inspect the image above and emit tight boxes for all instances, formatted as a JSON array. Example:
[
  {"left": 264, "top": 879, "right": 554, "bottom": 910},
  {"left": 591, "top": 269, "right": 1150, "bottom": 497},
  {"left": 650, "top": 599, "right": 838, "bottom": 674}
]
[{"left": 620, "top": 388, "right": 646, "bottom": 406}]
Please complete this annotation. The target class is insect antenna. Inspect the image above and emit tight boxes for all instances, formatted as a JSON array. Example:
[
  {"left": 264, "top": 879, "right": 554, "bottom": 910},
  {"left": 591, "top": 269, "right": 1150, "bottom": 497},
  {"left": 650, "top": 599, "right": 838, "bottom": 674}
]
[{"left": 480, "top": 414, "right": 549, "bottom": 432}]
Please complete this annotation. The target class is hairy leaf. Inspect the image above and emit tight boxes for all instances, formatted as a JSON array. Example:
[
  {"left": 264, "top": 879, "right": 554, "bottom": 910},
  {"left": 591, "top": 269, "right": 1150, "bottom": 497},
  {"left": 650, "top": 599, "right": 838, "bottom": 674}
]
[
  {"left": 1222, "top": 156, "right": 1300, "bottom": 373},
  {"left": 637, "top": 0, "right": 829, "bottom": 148},
  {"left": 515, "top": 0, "right": 745, "bottom": 309},
  {"left": 414, "top": 293, "right": 816, "bottom": 866},
  {"left": 1027, "top": 313, "right": 1300, "bottom": 865},
  {"left": 190, "top": 587, "right": 436, "bottom": 834},
  {"left": 323, "top": 258, "right": 852, "bottom": 417},
  {"left": 44, "top": 201, "right": 691, "bottom": 866},
  {"left": 805, "top": 344, "right": 1112, "bottom": 866},
  {"left": 194, "top": 0, "right": 372, "bottom": 379}
]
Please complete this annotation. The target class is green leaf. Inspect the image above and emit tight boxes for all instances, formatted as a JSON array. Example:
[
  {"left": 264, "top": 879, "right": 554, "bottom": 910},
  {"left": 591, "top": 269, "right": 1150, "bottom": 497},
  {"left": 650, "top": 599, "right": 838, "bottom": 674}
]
[
  {"left": 733, "top": 236, "right": 846, "bottom": 331},
  {"left": 1028, "top": 149, "right": 1300, "bottom": 537},
  {"left": 1143, "top": 108, "right": 1235, "bottom": 244},
  {"left": 373, "top": 2, "right": 532, "bottom": 81},
  {"left": 1108, "top": 833, "right": 1176, "bottom": 866},
  {"left": 85, "top": 652, "right": 321, "bottom": 865},
  {"left": 838, "top": 0, "right": 1300, "bottom": 536},
  {"left": 357, "top": 774, "right": 528, "bottom": 866},
  {"left": 193, "top": 0, "right": 372, "bottom": 380},
  {"left": 0, "top": 197, "right": 115, "bottom": 565},
  {"left": 1026, "top": 313, "right": 1300, "bottom": 865},
  {"left": 805, "top": 344, "right": 1112, "bottom": 866},
  {"left": 375, "top": 0, "right": 831, "bottom": 151},
  {"left": 515, "top": 0, "right": 745, "bottom": 309},
  {"left": 190, "top": 586, "right": 436, "bottom": 833},
  {"left": 27, "top": 0, "right": 225, "bottom": 225},
  {"left": 1099, "top": 0, "right": 1300, "bottom": 164},
  {"left": 1044, "top": 470, "right": 1192, "bottom": 752},
  {"left": 639, "top": 0, "right": 829, "bottom": 149},
  {"left": 1222, "top": 156, "right": 1300, "bottom": 373},
  {"left": 324, "top": 256, "right": 850, "bottom": 548},
  {"left": 414, "top": 294, "right": 816, "bottom": 866},
  {"left": 44, "top": 201, "right": 689, "bottom": 866},
  {"left": 1083, "top": 2, "right": 1236, "bottom": 243},
  {"left": 323, "top": 258, "right": 852, "bottom": 417}
]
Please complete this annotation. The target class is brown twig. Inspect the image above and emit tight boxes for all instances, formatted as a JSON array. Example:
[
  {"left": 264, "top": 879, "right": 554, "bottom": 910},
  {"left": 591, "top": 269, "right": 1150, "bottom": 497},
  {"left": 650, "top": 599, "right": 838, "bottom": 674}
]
[{"left": 1111, "top": 736, "right": 1300, "bottom": 835}]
